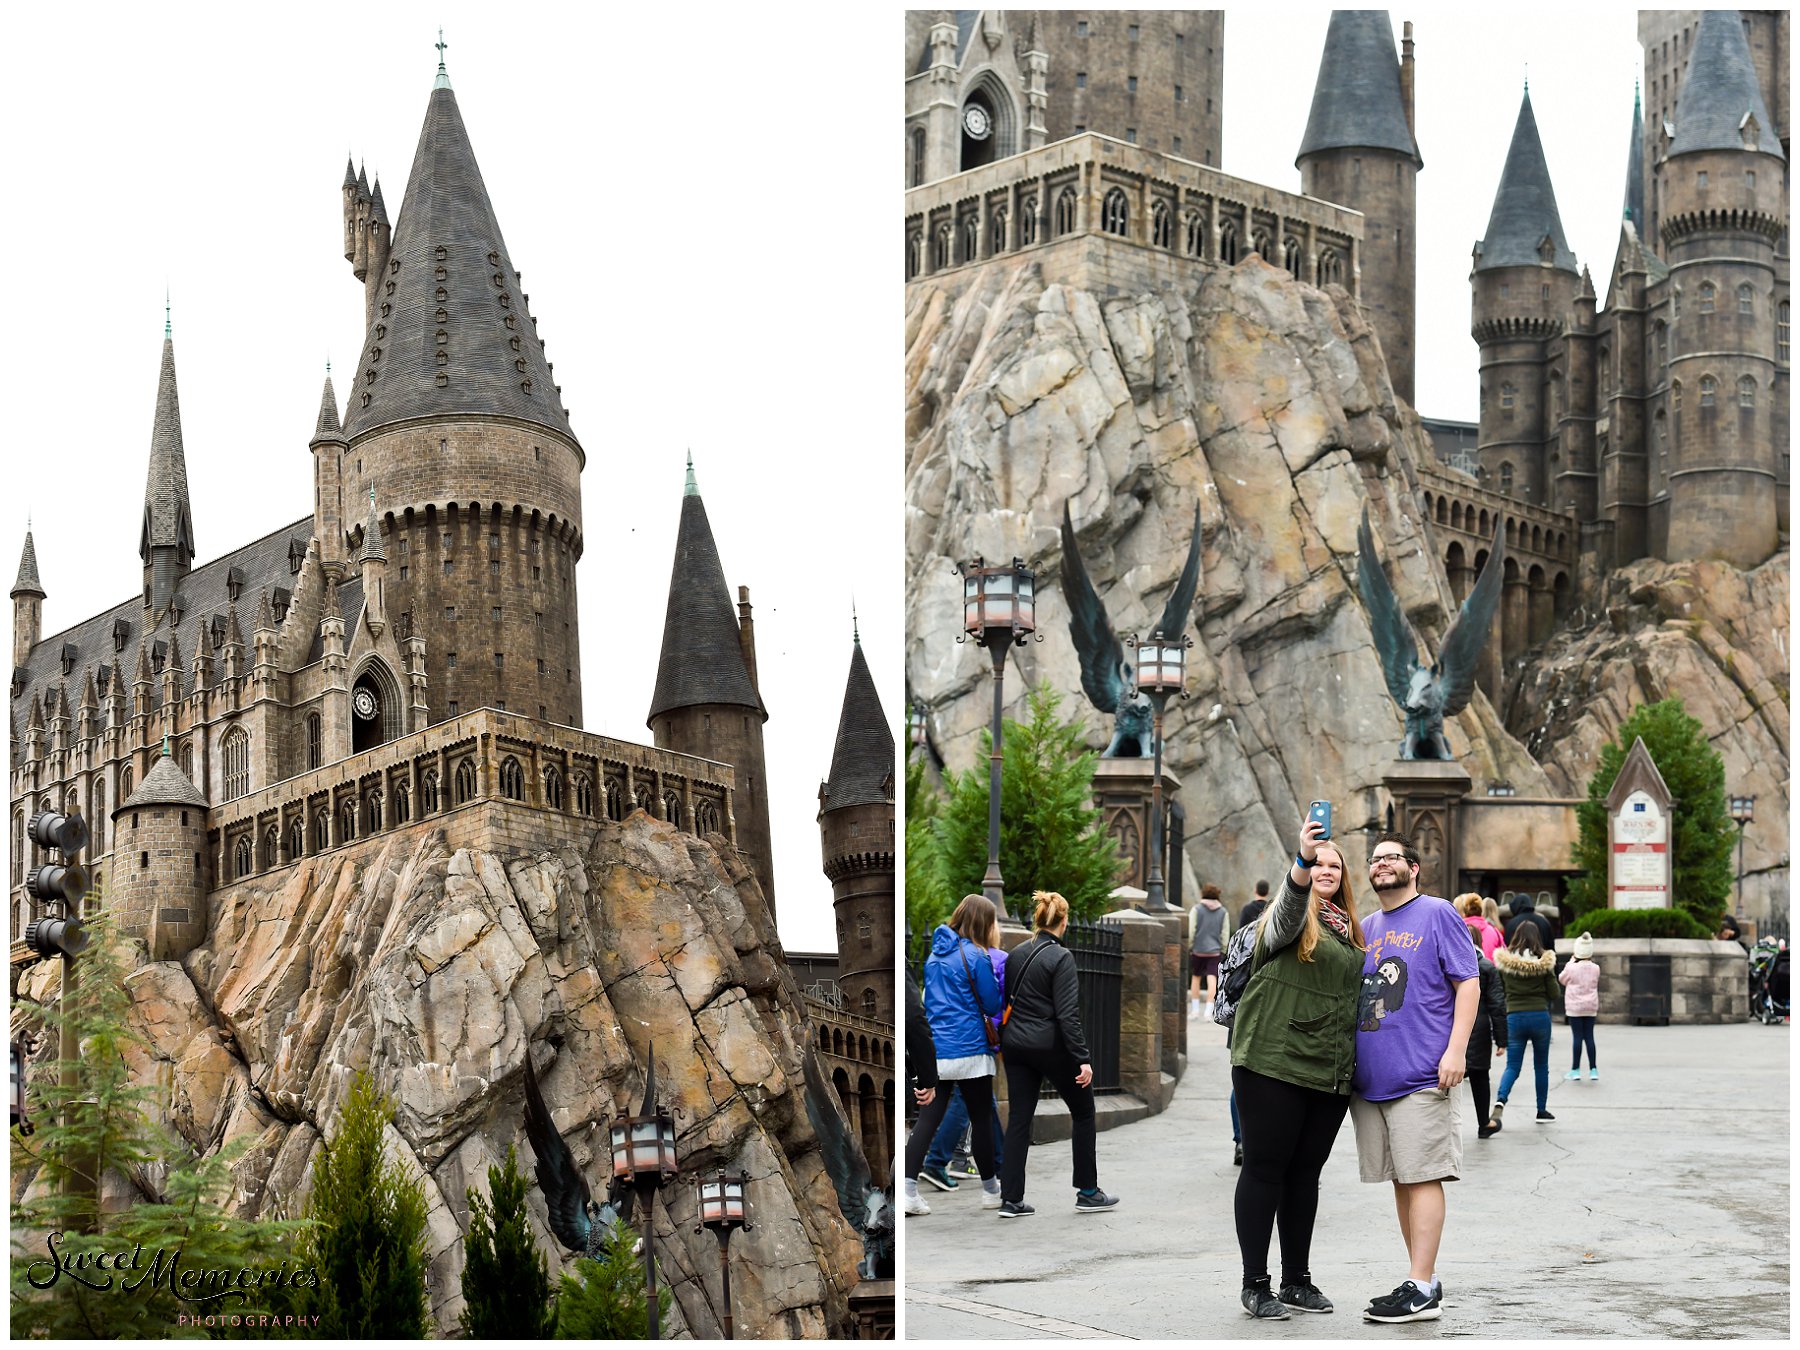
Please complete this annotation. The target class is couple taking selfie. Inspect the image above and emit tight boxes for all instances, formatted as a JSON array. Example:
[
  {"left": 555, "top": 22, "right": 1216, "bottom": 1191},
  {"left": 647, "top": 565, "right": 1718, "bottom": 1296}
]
[{"left": 1229, "top": 805, "right": 1478, "bottom": 1323}]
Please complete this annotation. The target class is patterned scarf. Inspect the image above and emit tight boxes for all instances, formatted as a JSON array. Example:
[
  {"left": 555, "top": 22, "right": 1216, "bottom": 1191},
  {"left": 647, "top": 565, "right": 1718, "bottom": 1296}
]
[{"left": 1316, "top": 898, "right": 1353, "bottom": 943}]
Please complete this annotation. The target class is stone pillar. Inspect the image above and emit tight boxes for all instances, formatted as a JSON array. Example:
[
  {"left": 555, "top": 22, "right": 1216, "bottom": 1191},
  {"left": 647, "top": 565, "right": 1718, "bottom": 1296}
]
[
  {"left": 1091, "top": 759, "right": 1182, "bottom": 894},
  {"left": 1103, "top": 909, "right": 1174, "bottom": 1111},
  {"left": 1381, "top": 760, "right": 1474, "bottom": 899},
  {"left": 1502, "top": 563, "right": 1529, "bottom": 663}
]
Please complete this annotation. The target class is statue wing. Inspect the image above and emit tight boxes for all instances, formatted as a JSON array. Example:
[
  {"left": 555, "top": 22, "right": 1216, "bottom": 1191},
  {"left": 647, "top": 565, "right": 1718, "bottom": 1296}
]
[
  {"left": 1061, "top": 500, "right": 1127, "bottom": 714},
  {"left": 1356, "top": 507, "right": 1419, "bottom": 708},
  {"left": 521, "top": 1053, "right": 593, "bottom": 1255},
  {"left": 1155, "top": 502, "right": 1204, "bottom": 642},
  {"left": 800, "top": 1044, "right": 872, "bottom": 1233},
  {"left": 1435, "top": 514, "right": 1505, "bottom": 715}
]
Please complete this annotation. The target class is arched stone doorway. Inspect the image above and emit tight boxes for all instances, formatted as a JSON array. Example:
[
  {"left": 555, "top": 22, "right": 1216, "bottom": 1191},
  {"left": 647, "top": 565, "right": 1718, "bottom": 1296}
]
[
  {"left": 351, "top": 659, "right": 402, "bottom": 754},
  {"left": 959, "top": 74, "right": 1016, "bottom": 173}
]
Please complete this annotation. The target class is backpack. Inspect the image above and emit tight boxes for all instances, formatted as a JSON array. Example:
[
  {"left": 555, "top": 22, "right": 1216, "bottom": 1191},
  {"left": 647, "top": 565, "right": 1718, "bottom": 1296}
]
[{"left": 1211, "top": 920, "right": 1263, "bottom": 1028}]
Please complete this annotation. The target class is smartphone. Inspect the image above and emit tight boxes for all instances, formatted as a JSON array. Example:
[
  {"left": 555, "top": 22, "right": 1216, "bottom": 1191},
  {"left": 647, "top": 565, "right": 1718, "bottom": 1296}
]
[{"left": 1307, "top": 800, "right": 1332, "bottom": 840}]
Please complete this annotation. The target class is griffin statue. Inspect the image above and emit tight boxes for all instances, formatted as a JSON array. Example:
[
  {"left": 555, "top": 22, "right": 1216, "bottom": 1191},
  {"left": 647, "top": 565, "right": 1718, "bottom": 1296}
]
[
  {"left": 1355, "top": 506, "right": 1505, "bottom": 761},
  {"left": 800, "top": 1046, "right": 893, "bottom": 1279},
  {"left": 1060, "top": 499, "right": 1205, "bottom": 757},
  {"left": 521, "top": 1051, "right": 630, "bottom": 1260}
]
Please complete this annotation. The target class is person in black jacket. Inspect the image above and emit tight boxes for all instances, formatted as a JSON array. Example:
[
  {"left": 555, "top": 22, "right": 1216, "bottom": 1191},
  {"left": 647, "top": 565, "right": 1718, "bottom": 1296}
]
[
  {"left": 996, "top": 891, "right": 1120, "bottom": 1217},
  {"left": 1463, "top": 926, "right": 1508, "bottom": 1140},
  {"left": 1502, "top": 894, "right": 1553, "bottom": 950},
  {"left": 906, "top": 972, "right": 939, "bottom": 1114}
]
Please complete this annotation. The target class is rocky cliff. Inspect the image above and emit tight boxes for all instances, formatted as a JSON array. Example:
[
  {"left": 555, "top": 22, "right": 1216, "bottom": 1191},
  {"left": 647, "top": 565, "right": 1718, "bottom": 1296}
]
[
  {"left": 905, "top": 250, "right": 1784, "bottom": 902},
  {"left": 15, "top": 812, "right": 863, "bottom": 1337}
]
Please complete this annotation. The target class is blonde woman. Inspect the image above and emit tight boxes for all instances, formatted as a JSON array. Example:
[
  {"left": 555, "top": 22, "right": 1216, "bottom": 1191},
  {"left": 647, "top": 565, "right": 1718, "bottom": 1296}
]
[
  {"left": 1231, "top": 816, "right": 1366, "bottom": 1319},
  {"left": 1457, "top": 893, "right": 1504, "bottom": 961},
  {"left": 995, "top": 891, "right": 1119, "bottom": 1217}
]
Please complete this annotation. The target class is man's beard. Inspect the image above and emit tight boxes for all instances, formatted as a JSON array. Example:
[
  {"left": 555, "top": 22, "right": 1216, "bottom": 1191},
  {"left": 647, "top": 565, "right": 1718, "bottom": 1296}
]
[{"left": 1371, "top": 871, "right": 1410, "bottom": 891}]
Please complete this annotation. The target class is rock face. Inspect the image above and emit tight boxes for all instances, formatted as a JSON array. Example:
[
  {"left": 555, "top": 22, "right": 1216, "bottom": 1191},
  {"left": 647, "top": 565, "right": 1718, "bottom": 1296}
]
[
  {"left": 907, "top": 253, "right": 1552, "bottom": 896},
  {"left": 1508, "top": 553, "right": 1790, "bottom": 918},
  {"left": 18, "top": 811, "right": 863, "bottom": 1337}
]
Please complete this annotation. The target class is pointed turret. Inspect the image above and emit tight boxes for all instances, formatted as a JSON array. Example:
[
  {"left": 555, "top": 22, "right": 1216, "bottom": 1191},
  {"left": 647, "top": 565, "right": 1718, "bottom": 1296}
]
[
  {"left": 310, "top": 371, "right": 347, "bottom": 576},
  {"left": 12, "top": 526, "right": 44, "bottom": 669},
  {"left": 339, "top": 75, "right": 575, "bottom": 444},
  {"left": 820, "top": 634, "right": 895, "bottom": 813},
  {"left": 360, "top": 490, "right": 387, "bottom": 562},
  {"left": 1474, "top": 89, "right": 1579, "bottom": 273},
  {"left": 1297, "top": 11, "right": 1420, "bottom": 164},
  {"left": 1668, "top": 10, "right": 1784, "bottom": 160},
  {"left": 1623, "top": 85, "right": 1646, "bottom": 229},
  {"left": 370, "top": 178, "right": 389, "bottom": 228},
  {"left": 648, "top": 459, "right": 775, "bottom": 911},
  {"left": 313, "top": 372, "right": 342, "bottom": 443},
  {"left": 140, "top": 330, "right": 197, "bottom": 619}
]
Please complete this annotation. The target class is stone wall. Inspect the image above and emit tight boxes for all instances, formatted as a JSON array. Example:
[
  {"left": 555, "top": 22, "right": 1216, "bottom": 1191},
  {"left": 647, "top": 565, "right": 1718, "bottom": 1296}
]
[{"left": 1559, "top": 937, "right": 1749, "bottom": 1025}]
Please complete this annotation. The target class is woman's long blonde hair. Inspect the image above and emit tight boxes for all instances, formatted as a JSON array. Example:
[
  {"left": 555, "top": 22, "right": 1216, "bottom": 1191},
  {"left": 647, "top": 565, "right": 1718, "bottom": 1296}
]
[
  {"left": 1261, "top": 843, "right": 1365, "bottom": 961},
  {"left": 1031, "top": 890, "right": 1070, "bottom": 933}
]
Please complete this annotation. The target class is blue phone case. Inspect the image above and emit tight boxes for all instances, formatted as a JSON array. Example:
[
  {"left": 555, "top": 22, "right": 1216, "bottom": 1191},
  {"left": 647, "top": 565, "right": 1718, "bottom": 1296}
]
[{"left": 1307, "top": 800, "right": 1332, "bottom": 839}]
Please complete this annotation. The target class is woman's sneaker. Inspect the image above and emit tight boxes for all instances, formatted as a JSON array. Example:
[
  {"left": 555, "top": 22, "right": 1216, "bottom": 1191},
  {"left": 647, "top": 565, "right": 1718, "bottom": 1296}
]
[
  {"left": 1587, "top": 1068, "right": 1600, "bottom": 1081},
  {"left": 1564, "top": 1069, "right": 1583, "bottom": 1081},
  {"left": 1535, "top": 1109, "right": 1556, "bottom": 1122},
  {"left": 1363, "top": 1280, "right": 1441, "bottom": 1322},
  {"left": 1241, "top": 1286, "right": 1290, "bottom": 1320},
  {"left": 980, "top": 1186, "right": 1005, "bottom": 1209},
  {"left": 997, "top": 1200, "right": 1035, "bottom": 1218},
  {"left": 1074, "top": 1188, "right": 1120, "bottom": 1212},
  {"left": 1278, "top": 1282, "right": 1334, "bottom": 1313},
  {"left": 918, "top": 1164, "right": 959, "bottom": 1192},
  {"left": 902, "top": 1192, "right": 930, "bottom": 1216}
]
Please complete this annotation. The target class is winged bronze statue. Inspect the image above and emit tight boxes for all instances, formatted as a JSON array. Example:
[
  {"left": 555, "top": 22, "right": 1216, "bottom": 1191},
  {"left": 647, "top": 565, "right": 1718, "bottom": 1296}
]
[
  {"left": 521, "top": 1051, "right": 628, "bottom": 1259},
  {"left": 1061, "top": 499, "right": 1204, "bottom": 757},
  {"left": 800, "top": 1044, "right": 892, "bottom": 1278},
  {"left": 1356, "top": 506, "right": 1505, "bottom": 761}
]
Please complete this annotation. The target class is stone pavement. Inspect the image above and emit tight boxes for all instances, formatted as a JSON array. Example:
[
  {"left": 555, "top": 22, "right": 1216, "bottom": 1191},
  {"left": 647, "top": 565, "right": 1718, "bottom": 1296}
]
[{"left": 902, "top": 1015, "right": 1790, "bottom": 1339}]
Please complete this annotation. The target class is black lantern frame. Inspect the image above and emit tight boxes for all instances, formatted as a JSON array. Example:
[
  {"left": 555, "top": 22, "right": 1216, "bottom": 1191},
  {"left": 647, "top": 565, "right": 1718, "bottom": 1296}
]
[
  {"left": 608, "top": 1047, "right": 679, "bottom": 1339},
  {"left": 1127, "top": 630, "right": 1192, "bottom": 913},
  {"left": 694, "top": 1169, "right": 753, "bottom": 1339}
]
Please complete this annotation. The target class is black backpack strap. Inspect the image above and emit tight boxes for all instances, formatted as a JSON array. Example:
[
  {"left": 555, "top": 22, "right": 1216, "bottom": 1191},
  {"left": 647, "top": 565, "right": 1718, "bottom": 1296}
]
[{"left": 1003, "top": 938, "right": 1049, "bottom": 1020}]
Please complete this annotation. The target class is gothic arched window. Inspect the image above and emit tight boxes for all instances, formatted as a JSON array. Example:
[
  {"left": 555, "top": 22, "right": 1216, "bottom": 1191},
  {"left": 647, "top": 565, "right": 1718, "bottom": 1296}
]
[
  {"left": 393, "top": 784, "right": 410, "bottom": 824},
  {"left": 1283, "top": 236, "right": 1303, "bottom": 280},
  {"left": 1218, "top": 219, "right": 1238, "bottom": 263},
  {"left": 1699, "top": 375, "right": 1716, "bottom": 407},
  {"left": 1738, "top": 283, "right": 1754, "bottom": 315},
  {"left": 1054, "top": 187, "right": 1077, "bottom": 236},
  {"left": 905, "top": 232, "right": 921, "bottom": 281},
  {"left": 1185, "top": 212, "right": 1204, "bottom": 258},
  {"left": 89, "top": 779, "right": 106, "bottom": 853},
  {"left": 365, "top": 791, "right": 382, "bottom": 833},
  {"left": 696, "top": 799, "right": 718, "bottom": 835},
  {"left": 909, "top": 126, "right": 925, "bottom": 188},
  {"left": 421, "top": 769, "right": 440, "bottom": 814},
  {"left": 10, "top": 810, "right": 21, "bottom": 887},
  {"left": 957, "top": 214, "right": 977, "bottom": 264},
  {"left": 1779, "top": 303, "right": 1791, "bottom": 364},
  {"left": 543, "top": 765, "right": 563, "bottom": 809},
  {"left": 339, "top": 798, "right": 357, "bottom": 842},
  {"left": 605, "top": 777, "right": 625, "bottom": 821},
  {"left": 499, "top": 757, "right": 524, "bottom": 801},
  {"left": 1101, "top": 188, "right": 1129, "bottom": 237},
  {"left": 1020, "top": 195, "right": 1039, "bottom": 246},
  {"left": 1251, "top": 228, "right": 1272, "bottom": 259},
  {"left": 262, "top": 825, "right": 279, "bottom": 870},
  {"left": 235, "top": 835, "right": 254, "bottom": 879},
  {"left": 1151, "top": 200, "right": 1171, "bottom": 249},
  {"left": 990, "top": 205, "right": 1008, "bottom": 255},
  {"left": 861, "top": 989, "right": 878, "bottom": 1016},
  {"left": 570, "top": 772, "right": 592, "bottom": 817},
  {"left": 1317, "top": 249, "right": 1342, "bottom": 285},
  {"left": 222, "top": 727, "right": 250, "bottom": 801},
  {"left": 663, "top": 790, "right": 683, "bottom": 828},
  {"left": 288, "top": 816, "right": 305, "bottom": 862},
  {"left": 1738, "top": 376, "right": 1756, "bottom": 407},
  {"left": 932, "top": 223, "right": 952, "bottom": 269},
  {"left": 306, "top": 714, "right": 321, "bottom": 770},
  {"left": 1499, "top": 462, "right": 1514, "bottom": 497},
  {"left": 1699, "top": 282, "right": 1715, "bottom": 314},
  {"left": 454, "top": 758, "right": 476, "bottom": 804},
  {"left": 178, "top": 740, "right": 193, "bottom": 778}
]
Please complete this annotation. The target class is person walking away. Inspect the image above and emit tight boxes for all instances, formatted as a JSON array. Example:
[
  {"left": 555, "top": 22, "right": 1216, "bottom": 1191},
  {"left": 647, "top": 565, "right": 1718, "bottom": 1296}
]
[
  {"left": 1559, "top": 931, "right": 1602, "bottom": 1082},
  {"left": 905, "top": 972, "right": 939, "bottom": 1118},
  {"left": 903, "top": 895, "right": 1004, "bottom": 1216},
  {"left": 1350, "top": 832, "right": 1479, "bottom": 1324},
  {"left": 920, "top": 935, "right": 1010, "bottom": 1189},
  {"left": 1191, "top": 884, "right": 1231, "bottom": 1018},
  {"left": 1457, "top": 893, "right": 1504, "bottom": 961},
  {"left": 1502, "top": 893, "right": 1553, "bottom": 950},
  {"left": 1227, "top": 883, "right": 1273, "bottom": 1165},
  {"left": 1231, "top": 817, "right": 1364, "bottom": 1319},
  {"left": 996, "top": 891, "right": 1119, "bottom": 1217},
  {"left": 1464, "top": 926, "right": 1508, "bottom": 1139},
  {"left": 1491, "top": 925, "right": 1561, "bottom": 1128}
]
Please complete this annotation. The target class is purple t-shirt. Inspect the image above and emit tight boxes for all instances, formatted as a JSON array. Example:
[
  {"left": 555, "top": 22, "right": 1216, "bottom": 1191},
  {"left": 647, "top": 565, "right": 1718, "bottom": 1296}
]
[{"left": 1352, "top": 894, "right": 1480, "bottom": 1101}]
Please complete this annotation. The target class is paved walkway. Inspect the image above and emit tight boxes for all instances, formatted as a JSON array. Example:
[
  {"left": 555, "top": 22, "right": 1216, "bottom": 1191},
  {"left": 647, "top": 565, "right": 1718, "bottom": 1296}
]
[{"left": 903, "top": 1016, "right": 1790, "bottom": 1339}]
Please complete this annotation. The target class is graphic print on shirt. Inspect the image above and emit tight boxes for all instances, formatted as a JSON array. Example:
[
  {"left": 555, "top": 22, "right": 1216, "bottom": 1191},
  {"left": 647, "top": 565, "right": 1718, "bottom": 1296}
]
[{"left": 1357, "top": 951, "right": 1411, "bottom": 1031}]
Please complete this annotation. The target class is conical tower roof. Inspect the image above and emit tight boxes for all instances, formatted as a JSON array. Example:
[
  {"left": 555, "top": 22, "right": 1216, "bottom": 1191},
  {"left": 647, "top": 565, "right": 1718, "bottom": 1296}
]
[
  {"left": 1297, "top": 11, "right": 1420, "bottom": 166},
  {"left": 11, "top": 528, "right": 44, "bottom": 598},
  {"left": 1475, "top": 90, "right": 1578, "bottom": 273},
  {"left": 1622, "top": 87, "right": 1646, "bottom": 226},
  {"left": 340, "top": 78, "right": 576, "bottom": 444},
  {"left": 821, "top": 634, "right": 894, "bottom": 812},
  {"left": 141, "top": 335, "right": 196, "bottom": 561},
  {"left": 1669, "top": 10, "right": 1784, "bottom": 159},
  {"left": 360, "top": 490, "right": 386, "bottom": 562},
  {"left": 117, "top": 750, "right": 208, "bottom": 813},
  {"left": 648, "top": 467, "right": 760, "bottom": 721},
  {"left": 312, "top": 372, "right": 343, "bottom": 443}
]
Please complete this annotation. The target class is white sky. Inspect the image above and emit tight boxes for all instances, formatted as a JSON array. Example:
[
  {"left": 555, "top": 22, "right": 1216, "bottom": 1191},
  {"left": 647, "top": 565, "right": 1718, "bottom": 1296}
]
[{"left": 2, "top": 6, "right": 901, "bottom": 956}]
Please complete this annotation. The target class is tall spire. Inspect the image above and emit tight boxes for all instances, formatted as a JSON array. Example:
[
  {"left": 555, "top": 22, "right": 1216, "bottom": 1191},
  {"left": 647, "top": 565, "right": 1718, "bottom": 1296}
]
[
  {"left": 361, "top": 486, "right": 386, "bottom": 561},
  {"left": 11, "top": 527, "right": 44, "bottom": 598},
  {"left": 339, "top": 68, "right": 575, "bottom": 444},
  {"left": 821, "top": 637, "right": 894, "bottom": 811},
  {"left": 1668, "top": 10, "right": 1784, "bottom": 159},
  {"left": 313, "top": 370, "right": 343, "bottom": 442},
  {"left": 1474, "top": 89, "right": 1578, "bottom": 273},
  {"left": 140, "top": 325, "right": 197, "bottom": 568},
  {"left": 648, "top": 475, "right": 761, "bottom": 721},
  {"left": 1297, "top": 11, "right": 1420, "bottom": 166},
  {"left": 684, "top": 450, "right": 698, "bottom": 497},
  {"left": 1622, "top": 85, "right": 1646, "bottom": 227}
]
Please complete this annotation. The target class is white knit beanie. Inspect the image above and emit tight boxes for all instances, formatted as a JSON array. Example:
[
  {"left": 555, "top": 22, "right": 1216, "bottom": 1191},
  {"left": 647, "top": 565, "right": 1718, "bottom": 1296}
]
[{"left": 1573, "top": 931, "right": 1594, "bottom": 960}]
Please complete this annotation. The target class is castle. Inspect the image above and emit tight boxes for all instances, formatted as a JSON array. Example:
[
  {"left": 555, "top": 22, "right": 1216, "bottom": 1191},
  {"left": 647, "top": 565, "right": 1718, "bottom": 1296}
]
[
  {"left": 904, "top": 9, "right": 1789, "bottom": 653},
  {"left": 8, "top": 51, "right": 896, "bottom": 1086}
]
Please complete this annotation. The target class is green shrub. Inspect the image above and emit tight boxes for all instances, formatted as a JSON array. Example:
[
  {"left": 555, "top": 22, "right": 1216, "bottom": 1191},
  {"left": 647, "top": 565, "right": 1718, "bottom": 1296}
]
[{"left": 1578, "top": 907, "right": 1713, "bottom": 940}]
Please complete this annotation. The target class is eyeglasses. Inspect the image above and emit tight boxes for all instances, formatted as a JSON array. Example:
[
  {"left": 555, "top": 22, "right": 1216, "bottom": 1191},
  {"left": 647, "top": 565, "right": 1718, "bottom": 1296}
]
[{"left": 1368, "top": 853, "right": 1411, "bottom": 866}]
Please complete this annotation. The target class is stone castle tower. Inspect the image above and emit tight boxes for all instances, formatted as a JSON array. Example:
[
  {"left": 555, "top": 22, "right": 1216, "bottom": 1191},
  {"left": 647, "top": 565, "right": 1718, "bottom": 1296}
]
[
  {"left": 816, "top": 631, "right": 895, "bottom": 1025},
  {"left": 649, "top": 460, "right": 777, "bottom": 912},
  {"left": 1297, "top": 10, "right": 1420, "bottom": 405},
  {"left": 11, "top": 531, "right": 43, "bottom": 671}
]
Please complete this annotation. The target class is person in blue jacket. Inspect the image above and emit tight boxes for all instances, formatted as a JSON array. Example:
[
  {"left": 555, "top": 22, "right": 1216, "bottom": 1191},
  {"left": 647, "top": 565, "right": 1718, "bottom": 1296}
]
[{"left": 902, "top": 895, "right": 1004, "bottom": 1216}]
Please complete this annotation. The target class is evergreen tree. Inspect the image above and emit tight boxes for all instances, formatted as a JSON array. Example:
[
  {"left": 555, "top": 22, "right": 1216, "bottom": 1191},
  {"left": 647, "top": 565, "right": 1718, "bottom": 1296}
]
[
  {"left": 904, "top": 755, "right": 946, "bottom": 964},
  {"left": 930, "top": 684, "right": 1123, "bottom": 920},
  {"left": 552, "top": 1219, "right": 669, "bottom": 1339},
  {"left": 10, "top": 905, "right": 302, "bottom": 1338},
  {"left": 288, "top": 1071, "right": 432, "bottom": 1337},
  {"left": 459, "top": 1143, "right": 555, "bottom": 1338},
  {"left": 1566, "top": 697, "right": 1736, "bottom": 926}
]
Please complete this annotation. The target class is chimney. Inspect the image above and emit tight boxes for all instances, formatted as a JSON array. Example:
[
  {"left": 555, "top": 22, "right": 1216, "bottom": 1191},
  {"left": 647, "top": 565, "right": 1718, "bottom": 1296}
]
[
  {"left": 1400, "top": 21, "right": 1416, "bottom": 137},
  {"left": 736, "top": 585, "right": 760, "bottom": 696}
]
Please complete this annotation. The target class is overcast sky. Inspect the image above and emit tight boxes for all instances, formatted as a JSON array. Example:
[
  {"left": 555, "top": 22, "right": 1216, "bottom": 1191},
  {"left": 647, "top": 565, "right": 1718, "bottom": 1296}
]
[{"left": 2, "top": 6, "right": 900, "bottom": 956}]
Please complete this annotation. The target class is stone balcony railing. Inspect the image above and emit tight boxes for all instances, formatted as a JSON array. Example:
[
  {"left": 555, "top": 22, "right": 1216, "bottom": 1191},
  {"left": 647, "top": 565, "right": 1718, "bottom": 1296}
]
[
  {"left": 904, "top": 132, "right": 1363, "bottom": 293},
  {"left": 1417, "top": 461, "right": 1580, "bottom": 567}
]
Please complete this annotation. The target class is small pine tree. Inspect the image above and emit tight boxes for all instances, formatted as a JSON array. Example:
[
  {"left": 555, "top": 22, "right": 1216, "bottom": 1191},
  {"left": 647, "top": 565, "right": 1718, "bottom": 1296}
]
[
  {"left": 904, "top": 755, "right": 947, "bottom": 959},
  {"left": 10, "top": 904, "right": 302, "bottom": 1337},
  {"left": 930, "top": 684, "right": 1123, "bottom": 921},
  {"left": 1566, "top": 697, "right": 1736, "bottom": 927},
  {"left": 552, "top": 1219, "right": 669, "bottom": 1339},
  {"left": 288, "top": 1071, "right": 433, "bottom": 1337},
  {"left": 459, "top": 1143, "right": 555, "bottom": 1338}
]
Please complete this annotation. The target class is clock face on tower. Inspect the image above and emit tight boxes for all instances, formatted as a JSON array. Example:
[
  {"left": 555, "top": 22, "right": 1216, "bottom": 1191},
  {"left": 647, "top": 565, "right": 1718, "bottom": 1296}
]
[
  {"left": 353, "top": 688, "right": 379, "bottom": 721},
  {"left": 962, "top": 103, "right": 991, "bottom": 140}
]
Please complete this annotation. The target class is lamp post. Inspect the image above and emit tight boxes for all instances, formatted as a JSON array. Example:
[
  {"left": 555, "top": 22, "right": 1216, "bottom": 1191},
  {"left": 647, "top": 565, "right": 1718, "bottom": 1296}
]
[
  {"left": 1127, "top": 632, "right": 1190, "bottom": 912},
  {"left": 695, "top": 1169, "right": 752, "bottom": 1339},
  {"left": 956, "top": 556, "right": 1038, "bottom": 920},
  {"left": 1729, "top": 794, "right": 1755, "bottom": 920},
  {"left": 609, "top": 1047, "right": 679, "bottom": 1339}
]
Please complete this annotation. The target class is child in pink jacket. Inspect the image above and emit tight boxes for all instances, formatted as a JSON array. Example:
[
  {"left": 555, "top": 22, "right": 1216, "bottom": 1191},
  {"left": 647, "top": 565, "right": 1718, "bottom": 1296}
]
[{"left": 1559, "top": 931, "right": 1602, "bottom": 1081}]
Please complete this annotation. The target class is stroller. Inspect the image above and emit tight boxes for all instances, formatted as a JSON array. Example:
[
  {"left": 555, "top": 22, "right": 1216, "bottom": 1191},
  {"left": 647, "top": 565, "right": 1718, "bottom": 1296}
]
[{"left": 1748, "top": 938, "right": 1789, "bottom": 1025}]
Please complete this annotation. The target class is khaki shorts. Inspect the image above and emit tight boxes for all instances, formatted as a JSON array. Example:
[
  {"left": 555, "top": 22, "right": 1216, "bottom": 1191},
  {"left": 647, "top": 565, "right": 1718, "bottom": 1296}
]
[{"left": 1350, "top": 1087, "right": 1463, "bottom": 1184}]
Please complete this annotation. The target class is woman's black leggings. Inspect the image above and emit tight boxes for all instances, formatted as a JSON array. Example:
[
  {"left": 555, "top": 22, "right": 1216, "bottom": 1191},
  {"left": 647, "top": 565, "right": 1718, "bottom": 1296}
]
[
  {"left": 1000, "top": 1048, "right": 1097, "bottom": 1203},
  {"left": 1231, "top": 1066, "right": 1350, "bottom": 1288},
  {"left": 1467, "top": 1067, "right": 1492, "bottom": 1128},
  {"left": 904, "top": 1074, "right": 997, "bottom": 1181}
]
